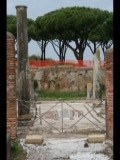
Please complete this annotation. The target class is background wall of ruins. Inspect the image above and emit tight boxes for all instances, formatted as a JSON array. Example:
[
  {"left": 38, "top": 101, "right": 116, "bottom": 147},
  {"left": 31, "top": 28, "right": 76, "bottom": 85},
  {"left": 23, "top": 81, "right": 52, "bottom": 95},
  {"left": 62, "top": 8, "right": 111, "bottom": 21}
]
[
  {"left": 7, "top": 32, "right": 17, "bottom": 140},
  {"left": 104, "top": 49, "right": 113, "bottom": 138},
  {"left": 26, "top": 67, "right": 105, "bottom": 92}
]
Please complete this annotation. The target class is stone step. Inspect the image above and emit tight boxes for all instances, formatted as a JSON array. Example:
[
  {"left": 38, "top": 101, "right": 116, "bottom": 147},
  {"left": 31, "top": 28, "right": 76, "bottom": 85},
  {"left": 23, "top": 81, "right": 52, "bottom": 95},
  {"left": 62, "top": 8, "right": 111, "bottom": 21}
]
[
  {"left": 87, "top": 134, "right": 106, "bottom": 143},
  {"left": 25, "top": 135, "right": 44, "bottom": 144}
]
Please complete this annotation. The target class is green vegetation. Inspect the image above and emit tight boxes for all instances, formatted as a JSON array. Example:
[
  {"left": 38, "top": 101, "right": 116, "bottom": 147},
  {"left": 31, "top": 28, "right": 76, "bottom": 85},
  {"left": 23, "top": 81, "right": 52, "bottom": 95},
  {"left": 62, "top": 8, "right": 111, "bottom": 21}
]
[
  {"left": 37, "top": 89, "right": 87, "bottom": 100},
  {"left": 7, "top": 7, "right": 113, "bottom": 61},
  {"left": 37, "top": 88, "right": 106, "bottom": 101},
  {"left": 101, "top": 83, "right": 105, "bottom": 91},
  {"left": 29, "top": 54, "right": 40, "bottom": 60},
  {"left": 34, "top": 7, "right": 113, "bottom": 61},
  {"left": 102, "top": 90, "right": 106, "bottom": 98},
  {"left": 10, "top": 140, "right": 27, "bottom": 160},
  {"left": 34, "top": 79, "right": 38, "bottom": 90},
  {"left": 7, "top": 15, "right": 34, "bottom": 42}
]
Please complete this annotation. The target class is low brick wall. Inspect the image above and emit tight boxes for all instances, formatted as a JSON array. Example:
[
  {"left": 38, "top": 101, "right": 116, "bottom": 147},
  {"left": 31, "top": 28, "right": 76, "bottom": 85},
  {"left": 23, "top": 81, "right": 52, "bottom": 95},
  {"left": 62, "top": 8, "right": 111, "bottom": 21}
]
[
  {"left": 7, "top": 32, "right": 17, "bottom": 140},
  {"left": 104, "top": 48, "right": 113, "bottom": 138}
]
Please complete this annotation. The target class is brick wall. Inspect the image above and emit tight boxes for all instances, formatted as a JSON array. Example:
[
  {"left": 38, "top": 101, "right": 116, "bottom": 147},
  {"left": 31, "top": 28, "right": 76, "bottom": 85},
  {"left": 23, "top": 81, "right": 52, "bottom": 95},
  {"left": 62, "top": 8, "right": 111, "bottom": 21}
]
[
  {"left": 7, "top": 32, "right": 17, "bottom": 140},
  {"left": 104, "top": 48, "right": 113, "bottom": 138}
]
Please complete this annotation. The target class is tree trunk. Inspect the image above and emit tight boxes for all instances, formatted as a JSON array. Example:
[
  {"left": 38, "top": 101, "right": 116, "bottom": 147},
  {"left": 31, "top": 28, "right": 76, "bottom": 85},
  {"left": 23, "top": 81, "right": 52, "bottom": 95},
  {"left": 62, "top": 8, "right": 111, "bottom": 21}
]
[
  {"left": 73, "top": 47, "right": 84, "bottom": 66},
  {"left": 77, "top": 53, "right": 83, "bottom": 66}
]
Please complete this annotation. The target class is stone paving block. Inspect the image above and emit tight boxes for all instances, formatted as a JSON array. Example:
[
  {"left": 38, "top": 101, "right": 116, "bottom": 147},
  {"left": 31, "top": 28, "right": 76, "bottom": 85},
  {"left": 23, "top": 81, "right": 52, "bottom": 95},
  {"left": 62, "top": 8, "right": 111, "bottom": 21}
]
[
  {"left": 25, "top": 135, "right": 44, "bottom": 144},
  {"left": 87, "top": 134, "right": 106, "bottom": 143},
  {"left": 18, "top": 114, "right": 33, "bottom": 121}
]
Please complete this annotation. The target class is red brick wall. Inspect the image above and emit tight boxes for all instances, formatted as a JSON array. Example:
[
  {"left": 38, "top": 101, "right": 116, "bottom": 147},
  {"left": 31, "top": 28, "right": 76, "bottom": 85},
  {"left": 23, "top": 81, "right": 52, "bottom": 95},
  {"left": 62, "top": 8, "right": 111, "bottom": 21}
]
[
  {"left": 104, "top": 48, "right": 113, "bottom": 138},
  {"left": 7, "top": 32, "right": 17, "bottom": 140}
]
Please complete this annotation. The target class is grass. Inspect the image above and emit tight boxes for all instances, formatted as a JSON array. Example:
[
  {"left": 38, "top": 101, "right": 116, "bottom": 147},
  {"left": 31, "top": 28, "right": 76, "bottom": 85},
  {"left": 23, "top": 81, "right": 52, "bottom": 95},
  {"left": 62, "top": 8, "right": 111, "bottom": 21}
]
[
  {"left": 37, "top": 89, "right": 87, "bottom": 100},
  {"left": 10, "top": 140, "right": 27, "bottom": 160},
  {"left": 38, "top": 90, "right": 87, "bottom": 100},
  {"left": 37, "top": 89, "right": 106, "bottom": 101},
  {"left": 102, "top": 91, "right": 106, "bottom": 98}
]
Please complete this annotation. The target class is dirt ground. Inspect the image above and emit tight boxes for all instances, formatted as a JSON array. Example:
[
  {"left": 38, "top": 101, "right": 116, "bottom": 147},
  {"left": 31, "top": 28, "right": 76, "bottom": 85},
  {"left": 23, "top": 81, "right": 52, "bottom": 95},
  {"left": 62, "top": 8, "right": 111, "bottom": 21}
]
[{"left": 19, "top": 137, "right": 113, "bottom": 160}]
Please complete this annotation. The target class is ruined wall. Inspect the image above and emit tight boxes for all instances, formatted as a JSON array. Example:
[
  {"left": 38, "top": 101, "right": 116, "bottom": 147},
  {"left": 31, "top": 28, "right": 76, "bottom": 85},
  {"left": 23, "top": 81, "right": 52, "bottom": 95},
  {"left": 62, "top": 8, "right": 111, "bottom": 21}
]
[
  {"left": 7, "top": 32, "right": 17, "bottom": 140},
  {"left": 29, "top": 66, "right": 105, "bottom": 92},
  {"left": 104, "top": 49, "right": 113, "bottom": 138}
]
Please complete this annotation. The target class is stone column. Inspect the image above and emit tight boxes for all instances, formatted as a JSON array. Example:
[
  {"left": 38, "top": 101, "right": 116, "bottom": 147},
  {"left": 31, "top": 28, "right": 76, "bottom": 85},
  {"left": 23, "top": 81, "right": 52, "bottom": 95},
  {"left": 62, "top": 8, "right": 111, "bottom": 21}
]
[
  {"left": 93, "top": 48, "right": 102, "bottom": 99},
  {"left": 87, "top": 83, "right": 93, "bottom": 99},
  {"left": 16, "top": 6, "right": 30, "bottom": 116}
]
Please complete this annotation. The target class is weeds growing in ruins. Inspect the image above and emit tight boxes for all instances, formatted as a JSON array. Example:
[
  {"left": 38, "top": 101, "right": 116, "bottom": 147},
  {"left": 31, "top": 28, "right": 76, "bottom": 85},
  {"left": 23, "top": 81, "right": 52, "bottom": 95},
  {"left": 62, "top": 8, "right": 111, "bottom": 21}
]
[{"left": 10, "top": 139, "right": 27, "bottom": 160}]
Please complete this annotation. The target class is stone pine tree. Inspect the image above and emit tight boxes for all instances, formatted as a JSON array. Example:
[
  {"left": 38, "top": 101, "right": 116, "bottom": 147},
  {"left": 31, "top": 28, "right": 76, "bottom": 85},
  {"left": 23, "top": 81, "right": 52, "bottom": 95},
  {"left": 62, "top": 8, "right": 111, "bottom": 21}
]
[
  {"left": 16, "top": 5, "right": 30, "bottom": 116},
  {"left": 35, "top": 7, "right": 110, "bottom": 63}
]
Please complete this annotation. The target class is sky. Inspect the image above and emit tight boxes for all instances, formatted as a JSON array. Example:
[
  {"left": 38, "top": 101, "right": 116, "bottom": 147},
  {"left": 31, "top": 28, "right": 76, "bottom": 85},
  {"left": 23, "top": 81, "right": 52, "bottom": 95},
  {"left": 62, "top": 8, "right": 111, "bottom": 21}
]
[{"left": 7, "top": 0, "right": 113, "bottom": 61}]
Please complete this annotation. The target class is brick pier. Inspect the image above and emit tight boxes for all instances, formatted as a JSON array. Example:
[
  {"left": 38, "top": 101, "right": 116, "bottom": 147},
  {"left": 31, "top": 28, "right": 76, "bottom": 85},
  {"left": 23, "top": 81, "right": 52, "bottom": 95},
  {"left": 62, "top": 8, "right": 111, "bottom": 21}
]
[
  {"left": 104, "top": 48, "right": 113, "bottom": 138},
  {"left": 7, "top": 32, "right": 17, "bottom": 140}
]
